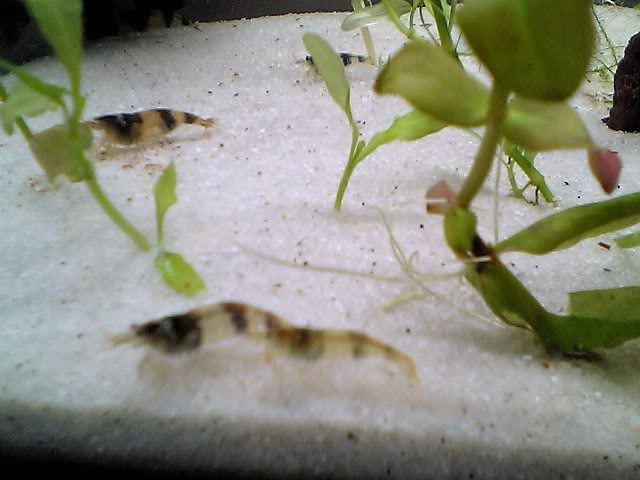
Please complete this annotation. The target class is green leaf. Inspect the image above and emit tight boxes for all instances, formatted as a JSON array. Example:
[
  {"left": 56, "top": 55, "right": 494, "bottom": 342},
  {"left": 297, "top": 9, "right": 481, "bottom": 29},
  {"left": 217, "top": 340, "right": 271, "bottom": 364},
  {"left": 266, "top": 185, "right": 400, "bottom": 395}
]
[
  {"left": 303, "top": 33, "right": 351, "bottom": 116},
  {"left": 495, "top": 192, "right": 640, "bottom": 255},
  {"left": 0, "top": 58, "right": 68, "bottom": 104},
  {"left": 25, "top": 0, "right": 83, "bottom": 91},
  {"left": 375, "top": 40, "right": 490, "bottom": 126},
  {"left": 457, "top": 0, "right": 595, "bottom": 101},
  {"left": 341, "top": 0, "right": 412, "bottom": 31},
  {"left": 503, "top": 97, "right": 593, "bottom": 151},
  {"left": 537, "top": 312, "right": 640, "bottom": 353},
  {"left": 153, "top": 161, "right": 177, "bottom": 244},
  {"left": 28, "top": 123, "right": 92, "bottom": 183},
  {"left": 569, "top": 286, "right": 640, "bottom": 320},
  {"left": 614, "top": 231, "right": 640, "bottom": 249},
  {"left": 0, "top": 81, "right": 59, "bottom": 135},
  {"left": 444, "top": 207, "right": 477, "bottom": 252},
  {"left": 155, "top": 251, "right": 205, "bottom": 297},
  {"left": 355, "top": 110, "right": 446, "bottom": 163}
]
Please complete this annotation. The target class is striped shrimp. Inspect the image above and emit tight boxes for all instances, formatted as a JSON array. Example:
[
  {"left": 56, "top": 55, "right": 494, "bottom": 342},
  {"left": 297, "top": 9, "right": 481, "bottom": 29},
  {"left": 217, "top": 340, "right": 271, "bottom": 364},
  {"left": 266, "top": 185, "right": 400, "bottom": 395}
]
[
  {"left": 112, "top": 302, "right": 417, "bottom": 380},
  {"left": 85, "top": 108, "right": 216, "bottom": 154}
]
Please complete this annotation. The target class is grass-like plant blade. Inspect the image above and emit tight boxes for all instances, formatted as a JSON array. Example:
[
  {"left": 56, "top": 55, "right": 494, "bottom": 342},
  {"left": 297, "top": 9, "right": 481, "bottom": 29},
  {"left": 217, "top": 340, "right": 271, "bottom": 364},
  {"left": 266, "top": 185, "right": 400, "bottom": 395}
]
[
  {"left": 303, "top": 33, "right": 351, "bottom": 117},
  {"left": 153, "top": 161, "right": 177, "bottom": 245},
  {"left": 495, "top": 192, "right": 640, "bottom": 255},
  {"left": 538, "top": 312, "right": 640, "bottom": 353},
  {"left": 155, "top": 251, "right": 205, "bottom": 297},
  {"left": 0, "top": 81, "right": 59, "bottom": 135},
  {"left": 0, "top": 59, "right": 68, "bottom": 104},
  {"left": 614, "top": 231, "right": 640, "bottom": 249},
  {"left": 25, "top": 0, "right": 83, "bottom": 92},
  {"left": 375, "top": 40, "right": 489, "bottom": 126},
  {"left": 569, "top": 286, "right": 640, "bottom": 320},
  {"left": 355, "top": 110, "right": 446, "bottom": 163},
  {"left": 503, "top": 141, "right": 555, "bottom": 204},
  {"left": 504, "top": 97, "right": 592, "bottom": 152},
  {"left": 341, "top": 0, "right": 411, "bottom": 31},
  {"left": 457, "top": 0, "right": 595, "bottom": 101},
  {"left": 28, "top": 123, "right": 92, "bottom": 183}
]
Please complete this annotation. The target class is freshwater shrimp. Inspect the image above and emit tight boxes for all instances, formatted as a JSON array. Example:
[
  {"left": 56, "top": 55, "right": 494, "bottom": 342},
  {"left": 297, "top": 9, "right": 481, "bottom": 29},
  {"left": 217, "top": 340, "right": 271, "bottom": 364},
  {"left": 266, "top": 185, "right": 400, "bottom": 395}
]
[
  {"left": 86, "top": 108, "right": 216, "bottom": 154},
  {"left": 112, "top": 301, "right": 417, "bottom": 380}
]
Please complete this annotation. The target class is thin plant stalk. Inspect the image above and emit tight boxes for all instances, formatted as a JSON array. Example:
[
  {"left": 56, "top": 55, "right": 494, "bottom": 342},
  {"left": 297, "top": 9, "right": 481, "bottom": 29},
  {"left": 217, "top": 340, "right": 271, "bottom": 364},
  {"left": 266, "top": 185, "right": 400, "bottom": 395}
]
[
  {"left": 352, "top": 0, "right": 378, "bottom": 66},
  {"left": 86, "top": 173, "right": 152, "bottom": 251},
  {"left": 457, "top": 85, "right": 510, "bottom": 208}
]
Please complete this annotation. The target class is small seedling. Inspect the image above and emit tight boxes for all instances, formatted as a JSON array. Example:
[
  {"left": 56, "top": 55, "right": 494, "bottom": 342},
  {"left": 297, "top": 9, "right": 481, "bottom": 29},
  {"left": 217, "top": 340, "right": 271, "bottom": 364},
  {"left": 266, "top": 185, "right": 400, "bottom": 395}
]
[
  {"left": 0, "top": 0, "right": 204, "bottom": 297},
  {"left": 313, "top": 0, "right": 561, "bottom": 209}
]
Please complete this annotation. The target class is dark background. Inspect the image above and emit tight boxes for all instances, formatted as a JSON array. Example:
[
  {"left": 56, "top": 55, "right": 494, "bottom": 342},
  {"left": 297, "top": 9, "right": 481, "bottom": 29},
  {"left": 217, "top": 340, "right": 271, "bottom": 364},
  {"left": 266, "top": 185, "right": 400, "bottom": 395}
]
[
  {"left": 1, "top": 0, "right": 352, "bottom": 64},
  {"left": 2, "top": 0, "right": 640, "bottom": 65}
]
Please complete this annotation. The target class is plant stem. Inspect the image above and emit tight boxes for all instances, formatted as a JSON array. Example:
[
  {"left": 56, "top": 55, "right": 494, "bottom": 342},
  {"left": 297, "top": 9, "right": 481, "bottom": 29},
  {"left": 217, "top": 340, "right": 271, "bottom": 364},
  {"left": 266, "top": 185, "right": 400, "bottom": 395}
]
[
  {"left": 428, "top": 0, "right": 459, "bottom": 63},
  {"left": 86, "top": 176, "right": 152, "bottom": 251},
  {"left": 334, "top": 118, "right": 361, "bottom": 210},
  {"left": 383, "top": 0, "right": 415, "bottom": 39},
  {"left": 352, "top": 0, "right": 378, "bottom": 66},
  {"left": 457, "top": 85, "right": 509, "bottom": 208}
]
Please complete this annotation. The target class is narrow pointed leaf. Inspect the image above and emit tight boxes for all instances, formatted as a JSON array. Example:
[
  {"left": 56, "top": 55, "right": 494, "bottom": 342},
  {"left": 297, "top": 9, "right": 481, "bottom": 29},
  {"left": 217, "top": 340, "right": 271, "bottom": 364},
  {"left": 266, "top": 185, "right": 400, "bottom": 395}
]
[
  {"left": 538, "top": 312, "right": 640, "bottom": 353},
  {"left": 614, "top": 231, "right": 640, "bottom": 249},
  {"left": 341, "top": 0, "right": 411, "bottom": 31},
  {"left": 25, "top": 0, "right": 83, "bottom": 90},
  {"left": 457, "top": 0, "right": 595, "bottom": 101},
  {"left": 503, "top": 141, "right": 555, "bottom": 204},
  {"left": 153, "top": 161, "right": 177, "bottom": 244},
  {"left": 503, "top": 97, "right": 592, "bottom": 151},
  {"left": 495, "top": 192, "right": 640, "bottom": 255},
  {"left": 375, "top": 40, "right": 489, "bottom": 126},
  {"left": 155, "top": 251, "right": 205, "bottom": 297},
  {"left": 0, "top": 81, "right": 59, "bottom": 135},
  {"left": 0, "top": 59, "right": 68, "bottom": 104},
  {"left": 569, "top": 286, "right": 640, "bottom": 320}
]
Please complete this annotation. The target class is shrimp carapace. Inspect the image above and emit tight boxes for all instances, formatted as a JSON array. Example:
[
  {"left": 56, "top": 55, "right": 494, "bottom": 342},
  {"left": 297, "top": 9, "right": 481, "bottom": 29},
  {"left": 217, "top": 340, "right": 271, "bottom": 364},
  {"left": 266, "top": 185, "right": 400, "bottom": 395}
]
[
  {"left": 113, "top": 302, "right": 417, "bottom": 379},
  {"left": 86, "top": 108, "right": 216, "bottom": 147}
]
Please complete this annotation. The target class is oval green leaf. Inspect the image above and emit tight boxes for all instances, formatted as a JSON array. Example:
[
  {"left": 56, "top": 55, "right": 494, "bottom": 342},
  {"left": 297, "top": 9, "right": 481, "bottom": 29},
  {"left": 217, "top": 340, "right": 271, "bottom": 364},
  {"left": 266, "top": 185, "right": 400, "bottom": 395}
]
[
  {"left": 495, "top": 192, "right": 640, "bottom": 255},
  {"left": 444, "top": 207, "right": 477, "bottom": 252},
  {"left": 503, "top": 97, "right": 592, "bottom": 151},
  {"left": 303, "top": 33, "right": 351, "bottom": 116},
  {"left": 374, "top": 40, "right": 489, "bottom": 126},
  {"left": 155, "top": 251, "right": 205, "bottom": 297},
  {"left": 457, "top": 0, "right": 595, "bottom": 101}
]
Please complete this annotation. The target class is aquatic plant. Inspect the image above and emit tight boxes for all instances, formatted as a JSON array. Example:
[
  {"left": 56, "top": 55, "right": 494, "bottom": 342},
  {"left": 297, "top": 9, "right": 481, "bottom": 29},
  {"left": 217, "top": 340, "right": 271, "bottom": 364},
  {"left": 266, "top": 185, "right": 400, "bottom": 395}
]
[
  {"left": 307, "top": 0, "right": 640, "bottom": 354},
  {"left": 0, "top": 0, "right": 204, "bottom": 297}
]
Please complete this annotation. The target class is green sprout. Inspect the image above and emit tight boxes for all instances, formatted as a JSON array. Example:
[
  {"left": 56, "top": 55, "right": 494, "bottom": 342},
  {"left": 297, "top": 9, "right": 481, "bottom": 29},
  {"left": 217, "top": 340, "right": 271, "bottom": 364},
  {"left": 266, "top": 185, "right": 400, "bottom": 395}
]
[
  {"left": 153, "top": 162, "right": 205, "bottom": 297},
  {"left": 317, "top": 0, "right": 561, "bottom": 209},
  {"left": 0, "top": 0, "right": 204, "bottom": 297}
]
